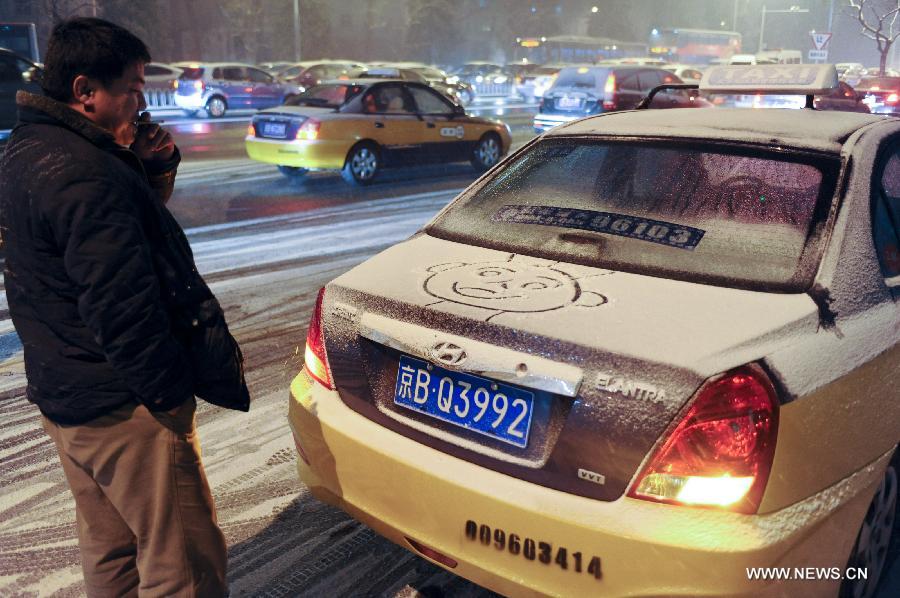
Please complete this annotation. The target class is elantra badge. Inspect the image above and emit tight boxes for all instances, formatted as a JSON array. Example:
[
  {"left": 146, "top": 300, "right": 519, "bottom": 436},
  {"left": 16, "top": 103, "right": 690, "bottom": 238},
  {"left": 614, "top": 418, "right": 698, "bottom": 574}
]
[
  {"left": 596, "top": 373, "right": 666, "bottom": 402},
  {"left": 429, "top": 342, "right": 468, "bottom": 367}
]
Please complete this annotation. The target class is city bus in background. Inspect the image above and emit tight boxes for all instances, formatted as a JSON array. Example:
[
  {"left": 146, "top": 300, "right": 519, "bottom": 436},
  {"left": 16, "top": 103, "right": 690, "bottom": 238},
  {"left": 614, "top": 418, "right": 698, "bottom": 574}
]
[
  {"left": 513, "top": 35, "right": 648, "bottom": 65},
  {"left": 649, "top": 28, "right": 741, "bottom": 64},
  {"left": 0, "top": 23, "right": 39, "bottom": 63}
]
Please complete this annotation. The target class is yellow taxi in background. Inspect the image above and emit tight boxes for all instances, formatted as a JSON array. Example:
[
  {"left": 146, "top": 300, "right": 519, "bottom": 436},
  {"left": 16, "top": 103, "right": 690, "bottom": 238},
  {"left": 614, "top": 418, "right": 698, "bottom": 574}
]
[{"left": 245, "top": 79, "right": 512, "bottom": 185}]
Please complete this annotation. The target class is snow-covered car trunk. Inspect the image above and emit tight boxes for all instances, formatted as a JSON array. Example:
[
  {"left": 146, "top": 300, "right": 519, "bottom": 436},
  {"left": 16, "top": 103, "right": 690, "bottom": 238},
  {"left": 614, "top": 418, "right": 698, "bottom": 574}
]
[{"left": 318, "top": 234, "right": 819, "bottom": 502}]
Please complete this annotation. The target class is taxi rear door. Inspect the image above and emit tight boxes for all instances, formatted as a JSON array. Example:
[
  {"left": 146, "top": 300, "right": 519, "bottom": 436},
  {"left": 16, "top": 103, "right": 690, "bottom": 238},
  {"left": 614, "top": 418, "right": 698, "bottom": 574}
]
[
  {"left": 406, "top": 83, "right": 473, "bottom": 163},
  {"left": 361, "top": 83, "right": 424, "bottom": 165}
]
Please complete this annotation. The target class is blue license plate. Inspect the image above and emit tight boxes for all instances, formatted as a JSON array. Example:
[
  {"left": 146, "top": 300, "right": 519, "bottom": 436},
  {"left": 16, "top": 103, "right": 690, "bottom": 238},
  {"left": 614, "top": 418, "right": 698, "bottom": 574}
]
[
  {"left": 394, "top": 355, "right": 534, "bottom": 448},
  {"left": 262, "top": 122, "right": 287, "bottom": 138}
]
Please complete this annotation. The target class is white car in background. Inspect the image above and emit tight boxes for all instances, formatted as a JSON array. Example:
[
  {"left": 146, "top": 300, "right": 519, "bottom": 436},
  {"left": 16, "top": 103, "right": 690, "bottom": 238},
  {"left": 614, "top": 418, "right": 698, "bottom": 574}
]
[
  {"left": 662, "top": 63, "right": 705, "bottom": 82},
  {"left": 514, "top": 64, "right": 564, "bottom": 103},
  {"left": 143, "top": 62, "right": 182, "bottom": 109}
]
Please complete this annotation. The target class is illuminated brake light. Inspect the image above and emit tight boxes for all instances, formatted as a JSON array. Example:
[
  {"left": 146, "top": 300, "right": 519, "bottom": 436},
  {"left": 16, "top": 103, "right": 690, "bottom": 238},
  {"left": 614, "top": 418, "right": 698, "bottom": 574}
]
[
  {"left": 193, "top": 80, "right": 204, "bottom": 92},
  {"left": 628, "top": 365, "right": 778, "bottom": 513},
  {"left": 295, "top": 118, "right": 320, "bottom": 140},
  {"left": 303, "top": 288, "right": 333, "bottom": 389},
  {"left": 247, "top": 123, "right": 255, "bottom": 136},
  {"left": 888, "top": 93, "right": 899, "bottom": 104}
]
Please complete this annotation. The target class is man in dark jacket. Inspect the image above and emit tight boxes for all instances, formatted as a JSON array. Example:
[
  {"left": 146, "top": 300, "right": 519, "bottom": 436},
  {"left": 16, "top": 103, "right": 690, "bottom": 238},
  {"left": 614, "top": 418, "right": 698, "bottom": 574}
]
[{"left": 0, "top": 18, "right": 249, "bottom": 597}]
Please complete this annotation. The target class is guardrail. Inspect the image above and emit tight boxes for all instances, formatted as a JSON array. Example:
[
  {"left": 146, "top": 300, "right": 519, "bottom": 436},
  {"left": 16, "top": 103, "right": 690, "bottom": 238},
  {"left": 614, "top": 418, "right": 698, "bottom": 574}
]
[{"left": 145, "top": 87, "right": 177, "bottom": 109}]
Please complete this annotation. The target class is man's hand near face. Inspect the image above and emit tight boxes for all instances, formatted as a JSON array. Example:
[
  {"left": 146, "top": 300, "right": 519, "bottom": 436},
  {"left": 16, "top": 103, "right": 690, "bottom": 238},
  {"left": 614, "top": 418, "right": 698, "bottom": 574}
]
[{"left": 131, "top": 111, "right": 175, "bottom": 164}]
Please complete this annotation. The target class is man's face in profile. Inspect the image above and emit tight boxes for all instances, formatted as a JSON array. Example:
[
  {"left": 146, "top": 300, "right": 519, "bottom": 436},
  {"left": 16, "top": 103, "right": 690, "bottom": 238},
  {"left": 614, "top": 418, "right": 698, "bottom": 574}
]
[{"left": 85, "top": 61, "right": 146, "bottom": 146}]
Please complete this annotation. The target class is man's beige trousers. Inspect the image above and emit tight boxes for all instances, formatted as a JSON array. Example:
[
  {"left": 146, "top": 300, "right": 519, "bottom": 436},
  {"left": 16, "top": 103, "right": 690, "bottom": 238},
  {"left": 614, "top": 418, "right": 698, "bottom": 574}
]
[{"left": 42, "top": 397, "right": 227, "bottom": 597}]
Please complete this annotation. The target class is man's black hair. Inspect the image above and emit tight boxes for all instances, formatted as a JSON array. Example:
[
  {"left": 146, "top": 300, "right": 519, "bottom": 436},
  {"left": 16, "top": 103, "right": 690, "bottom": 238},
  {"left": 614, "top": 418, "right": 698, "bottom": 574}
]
[{"left": 41, "top": 18, "right": 151, "bottom": 102}]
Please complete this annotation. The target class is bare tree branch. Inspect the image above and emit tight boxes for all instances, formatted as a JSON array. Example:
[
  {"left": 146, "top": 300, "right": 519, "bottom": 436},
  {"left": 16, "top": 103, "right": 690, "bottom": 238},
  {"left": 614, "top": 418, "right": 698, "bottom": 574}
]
[{"left": 848, "top": 0, "right": 900, "bottom": 74}]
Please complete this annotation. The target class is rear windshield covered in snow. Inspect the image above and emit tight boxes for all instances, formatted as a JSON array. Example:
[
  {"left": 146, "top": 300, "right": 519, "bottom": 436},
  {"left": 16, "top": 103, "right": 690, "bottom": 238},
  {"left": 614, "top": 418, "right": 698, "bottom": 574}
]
[{"left": 426, "top": 139, "right": 840, "bottom": 292}]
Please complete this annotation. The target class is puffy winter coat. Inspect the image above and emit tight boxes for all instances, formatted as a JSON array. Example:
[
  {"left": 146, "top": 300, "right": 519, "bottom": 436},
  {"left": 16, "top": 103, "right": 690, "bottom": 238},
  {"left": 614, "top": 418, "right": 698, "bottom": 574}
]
[{"left": 0, "top": 91, "right": 249, "bottom": 424}]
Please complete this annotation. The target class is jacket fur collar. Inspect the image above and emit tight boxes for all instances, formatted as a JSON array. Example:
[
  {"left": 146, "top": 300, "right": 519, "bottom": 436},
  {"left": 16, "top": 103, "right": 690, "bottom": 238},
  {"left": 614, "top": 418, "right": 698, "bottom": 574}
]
[{"left": 16, "top": 90, "right": 118, "bottom": 149}]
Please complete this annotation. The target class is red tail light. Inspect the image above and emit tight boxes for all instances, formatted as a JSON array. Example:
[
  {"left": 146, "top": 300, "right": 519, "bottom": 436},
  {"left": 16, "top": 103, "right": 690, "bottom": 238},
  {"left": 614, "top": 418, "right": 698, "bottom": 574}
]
[
  {"left": 304, "top": 288, "right": 333, "bottom": 389},
  {"left": 247, "top": 123, "right": 255, "bottom": 136},
  {"left": 406, "top": 537, "right": 458, "bottom": 569},
  {"left": 887, "top": 93, "right": 899, "bottom": 104},
  {"left": 193, "top": 80, "right": 204, "bottom": 92},
  {"left": 628, "top": 365, "right": 779, "bottom": 513},
  {"left": 295, "top": 118, "right": 320, "bottom": 140},
  {"left": 602, "top": 100, "right": 616, "bottom": 110}
]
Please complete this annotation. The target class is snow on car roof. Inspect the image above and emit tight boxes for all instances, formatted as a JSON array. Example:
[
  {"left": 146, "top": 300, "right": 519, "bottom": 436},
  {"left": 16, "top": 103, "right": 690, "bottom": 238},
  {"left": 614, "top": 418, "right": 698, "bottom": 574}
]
[{"left": 549, "top": 107, "right": 888, "bottom": 153}]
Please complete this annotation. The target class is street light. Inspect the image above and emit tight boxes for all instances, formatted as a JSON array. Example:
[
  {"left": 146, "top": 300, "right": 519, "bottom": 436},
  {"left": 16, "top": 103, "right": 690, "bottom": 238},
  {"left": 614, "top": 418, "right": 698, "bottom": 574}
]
[
  {"left": 759, "top": 5, "right": 809, "bottom": 52},
  {"left": 293, "top": 0, "right": 301, "bottom": 62}
]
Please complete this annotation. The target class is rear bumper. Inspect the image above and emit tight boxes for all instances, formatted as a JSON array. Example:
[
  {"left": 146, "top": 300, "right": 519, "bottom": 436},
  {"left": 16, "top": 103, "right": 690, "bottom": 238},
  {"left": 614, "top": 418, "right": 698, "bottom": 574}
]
[
  {"left": 174, "top": 92, "right": 206, "bottom": 110},
  {"left": 869, "top": 104, "right": 900, "bottom": 115},
  {"left": 288, "top": 369, "right": 879, "bottom": 597},
  {"left": 244, "top": 136, "right": 349, "bottom": 169}
]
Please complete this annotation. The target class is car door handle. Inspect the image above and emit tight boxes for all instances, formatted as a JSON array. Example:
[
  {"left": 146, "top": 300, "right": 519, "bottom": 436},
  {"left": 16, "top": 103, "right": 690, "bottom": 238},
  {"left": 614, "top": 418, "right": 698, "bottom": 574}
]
[
  {"left": 374, "top": 122, "right": 384, "bottom": 128},
  {"left": 426, "top": 122, "right": 435, "bottom": 128}
]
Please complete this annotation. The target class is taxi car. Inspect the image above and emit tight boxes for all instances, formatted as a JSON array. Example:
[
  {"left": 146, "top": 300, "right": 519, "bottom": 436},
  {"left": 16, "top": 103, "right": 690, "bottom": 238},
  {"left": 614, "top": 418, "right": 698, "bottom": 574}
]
[
  {"left": 245, "top": 79, "right": 512, "bottom": 184},
  {"left": 288, "top": 65, "right": 899, "bottom": 597}
]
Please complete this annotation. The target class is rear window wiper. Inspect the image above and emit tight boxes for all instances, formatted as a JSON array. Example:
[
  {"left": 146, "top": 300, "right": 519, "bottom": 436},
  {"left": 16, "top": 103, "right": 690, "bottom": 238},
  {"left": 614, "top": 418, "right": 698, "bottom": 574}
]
[{"left": 636, "top": 84, "right": 700, "bottom": 109}]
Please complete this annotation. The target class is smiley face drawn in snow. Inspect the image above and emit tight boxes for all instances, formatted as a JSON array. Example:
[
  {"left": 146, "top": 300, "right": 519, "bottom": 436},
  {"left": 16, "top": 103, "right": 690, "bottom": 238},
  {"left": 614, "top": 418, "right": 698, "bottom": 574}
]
[{"left": 424, "top": 256, "right": 610, "bottom": 313}]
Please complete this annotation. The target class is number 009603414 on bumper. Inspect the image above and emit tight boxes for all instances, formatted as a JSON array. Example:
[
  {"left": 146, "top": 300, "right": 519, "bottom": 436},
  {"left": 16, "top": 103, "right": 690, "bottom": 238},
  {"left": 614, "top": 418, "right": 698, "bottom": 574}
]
[{"left": 393, "top": 355, "right": 534, "bottom": 448}]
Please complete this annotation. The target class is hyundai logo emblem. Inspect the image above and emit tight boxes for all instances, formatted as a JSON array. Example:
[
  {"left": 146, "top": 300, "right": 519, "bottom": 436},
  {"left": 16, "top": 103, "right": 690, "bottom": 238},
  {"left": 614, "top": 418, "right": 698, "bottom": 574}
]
[{"left": 429, "top": 341, "right": 468, "bottom": 367}]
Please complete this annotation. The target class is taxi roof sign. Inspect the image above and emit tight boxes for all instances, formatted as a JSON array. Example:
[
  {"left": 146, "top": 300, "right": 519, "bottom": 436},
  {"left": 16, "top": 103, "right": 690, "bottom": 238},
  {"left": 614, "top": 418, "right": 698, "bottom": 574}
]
[{"left": 699, "top": 64, "right": 838, "bottom": 95}]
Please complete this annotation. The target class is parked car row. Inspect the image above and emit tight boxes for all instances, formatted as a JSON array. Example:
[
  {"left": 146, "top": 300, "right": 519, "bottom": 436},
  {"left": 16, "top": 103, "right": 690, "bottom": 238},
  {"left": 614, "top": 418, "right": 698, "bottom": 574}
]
[{"left": 161, "top": 59, "right": 481, "bottom": 118}]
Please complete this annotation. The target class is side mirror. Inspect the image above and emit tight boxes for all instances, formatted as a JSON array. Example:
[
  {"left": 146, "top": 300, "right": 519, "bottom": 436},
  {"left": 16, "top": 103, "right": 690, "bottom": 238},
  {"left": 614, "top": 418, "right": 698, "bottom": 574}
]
[{"left": 452, "top": 103, "right": 466, "bottom": 117}]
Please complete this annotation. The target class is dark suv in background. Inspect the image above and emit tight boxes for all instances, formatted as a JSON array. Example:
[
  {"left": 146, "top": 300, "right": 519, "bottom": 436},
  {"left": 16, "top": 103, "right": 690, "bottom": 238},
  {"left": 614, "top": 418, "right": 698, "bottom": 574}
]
[
  {"left": 0, "top": 48, "right": 41, "bottom": 147},
  {"left": 534, "top": 65, "right": 709, "bottom": 132}
]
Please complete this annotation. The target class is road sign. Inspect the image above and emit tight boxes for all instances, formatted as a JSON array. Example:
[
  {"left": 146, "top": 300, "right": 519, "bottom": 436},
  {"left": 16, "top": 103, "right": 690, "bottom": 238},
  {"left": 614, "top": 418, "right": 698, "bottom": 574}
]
[
  {"left": 808, "top": 49, "right": 828, "bottom": 61},
  {"left": 811, "top": 32, "right": 832, "bottom": 50}
]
